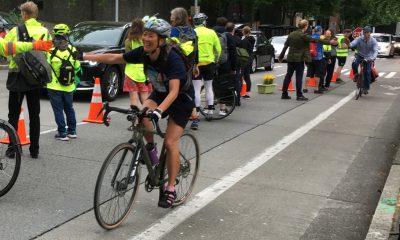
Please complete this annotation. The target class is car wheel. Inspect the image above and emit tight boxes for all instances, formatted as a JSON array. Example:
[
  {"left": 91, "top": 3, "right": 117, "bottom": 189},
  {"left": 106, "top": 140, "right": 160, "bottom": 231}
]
[
  {"left": 251, "top": 58, "right": 257, "bottom": 73},
  {"left": 265, "top": 56, "right": 274, "bottom": 71},
  {"left": 101, "top": 66, "right": 121, "bottom": 102}
]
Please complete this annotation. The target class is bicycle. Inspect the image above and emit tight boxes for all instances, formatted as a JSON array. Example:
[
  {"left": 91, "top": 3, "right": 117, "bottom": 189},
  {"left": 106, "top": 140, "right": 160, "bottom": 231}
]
[
  {"left": 354, "top": 58, "right": 369, "bottom": 100},
  {"left": 93, "top": 102, "right": 200, "bottom": 230},
  {"left": 0, "top": 119, "right": 22, "bottom": 197},
  {"left": 199, "top": 72, "right": 237, "bottom": 120}
]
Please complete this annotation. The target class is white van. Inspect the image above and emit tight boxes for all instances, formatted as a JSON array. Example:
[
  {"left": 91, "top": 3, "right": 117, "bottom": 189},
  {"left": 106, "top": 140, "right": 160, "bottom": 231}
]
[{"left": 371, "top": 33, "right": 395, "bottom": 57}]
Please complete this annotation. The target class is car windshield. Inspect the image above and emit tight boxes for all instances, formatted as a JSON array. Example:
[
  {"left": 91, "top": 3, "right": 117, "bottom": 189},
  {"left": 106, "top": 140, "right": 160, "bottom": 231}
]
[
  {"left": 394, "top": 36, "right": 400, "bottom": 42},
  {"left": 271, "top": 36, "right": 287, "bottom": 45},
  {"left": 372, "top": 35, "right": 390, "bottom": 42},
  {"left": 69, "top": 25, "right": 123, "bottom": 47}
]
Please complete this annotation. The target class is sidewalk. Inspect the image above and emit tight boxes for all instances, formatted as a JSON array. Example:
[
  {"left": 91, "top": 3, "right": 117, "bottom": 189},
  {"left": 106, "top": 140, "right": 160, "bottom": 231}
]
[{"left": 367, "top": 149, "right": 400, "bottom": 239}]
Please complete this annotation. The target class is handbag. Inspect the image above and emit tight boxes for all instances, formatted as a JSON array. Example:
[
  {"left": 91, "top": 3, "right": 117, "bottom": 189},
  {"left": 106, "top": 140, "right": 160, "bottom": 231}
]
[{"left": 371, "top": 65, "right": 379, "bottom": 83}]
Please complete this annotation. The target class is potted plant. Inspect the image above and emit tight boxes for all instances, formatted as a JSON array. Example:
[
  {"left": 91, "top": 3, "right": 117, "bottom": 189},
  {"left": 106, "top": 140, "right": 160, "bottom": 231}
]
[{"left": 257, "top": 74, "right": 277, "bottom": 94}]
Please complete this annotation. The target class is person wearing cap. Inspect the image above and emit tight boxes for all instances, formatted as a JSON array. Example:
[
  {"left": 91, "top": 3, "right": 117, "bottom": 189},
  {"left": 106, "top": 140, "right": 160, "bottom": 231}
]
[
  {"left": 335, "top": 29, "right": 351, "bottom": 84},
  {"left": 304, "top": 25, "right": 327, "bottom": 94},
  {"left": 47, "top": 24, "right": 81, "bottom": 141},
  {"left": 349, "top": 26, "right": 378, "bottom": 94},
  {"left": 81, "top": 17, "right": 195, "bottom": 209},
  {"left": 5, "top": 1, "right": 52, "bottom": 159}
]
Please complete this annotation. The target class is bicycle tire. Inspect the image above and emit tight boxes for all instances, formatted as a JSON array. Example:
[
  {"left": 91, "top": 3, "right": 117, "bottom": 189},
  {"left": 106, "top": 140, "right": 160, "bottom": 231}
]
[
  {"left": 94, "top": 142, "right": 141, "bottom": 230},
  {"left": 199, "top": 86, "right": 236, "bottom": 120},
  {"left": 355, "top": 70, "right": 364, "bottom": 100},
  {"left": 0, "top": 120, "right": 21, "bottom": 197},
  {"left": 174, "top": 131, "right": 200, "bottom": 206}
]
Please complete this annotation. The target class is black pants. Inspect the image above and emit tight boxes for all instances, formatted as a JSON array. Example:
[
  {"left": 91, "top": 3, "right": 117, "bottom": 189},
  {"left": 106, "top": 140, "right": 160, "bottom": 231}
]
[
  {"left": 235, "top": 67, "right": 241, "bottom": 103},
  {"left": 282, "top": 62, "right": 305, "bottom": 97},
  {"left": 324, "top": 56, "right": 336, "bottom": 87},
  {"left": 8, "top": 89, "right": 41, "bottom": 154},
  {"left": 241, "top": 55, "right": 253, "bottom": 93}
]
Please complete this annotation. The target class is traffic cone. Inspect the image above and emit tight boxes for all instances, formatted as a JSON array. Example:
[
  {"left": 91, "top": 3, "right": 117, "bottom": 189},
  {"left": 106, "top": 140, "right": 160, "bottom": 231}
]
[
  {"left": 307, "top": 77, "right": 317, "bottom": 87},
  {"left": 349, "top": 69, "right": 354, "bottom": 79},
  {"left": 240, "top": 78, "right": 247, "bottom": 97},
  {"left": 331, "top": 69, "right": 337, "bottom": 83},
  {"left": 83, "top": 77, "right": 104, "bottom": 124},
  {"left": 0, "top": 107, "right": 30, "bottom": 145},
  {"left": 279, "top": 80, "right": 295, "bottom": 91}
]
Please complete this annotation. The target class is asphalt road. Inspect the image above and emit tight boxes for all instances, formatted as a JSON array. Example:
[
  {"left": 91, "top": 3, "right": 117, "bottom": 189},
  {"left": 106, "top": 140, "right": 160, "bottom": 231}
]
[{"left": 1, "top": 55, "right": 400, "bottom": 240}]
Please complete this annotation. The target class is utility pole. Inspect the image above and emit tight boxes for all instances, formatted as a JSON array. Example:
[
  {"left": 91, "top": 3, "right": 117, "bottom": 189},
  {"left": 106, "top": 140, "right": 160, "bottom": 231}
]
[{"left": 115, "top": 0, "right": 119, "bottom": 22}]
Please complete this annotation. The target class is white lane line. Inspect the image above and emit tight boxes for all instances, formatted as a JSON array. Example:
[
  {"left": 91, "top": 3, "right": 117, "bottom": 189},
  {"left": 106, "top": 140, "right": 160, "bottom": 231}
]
[
  {"left": 274, "top": 65, "right": 283, "bottom": 69},
  {"left": 277, "top": 73, "right": 286, "bottom": 77},
  {"left": 379, "top": 72, "right": 386, "bottom": 77},
  {"left": 129, "top": 90, "right": 355, "bottom": 240},
  {"left": 341, "top": 68, "right": 349, "bottom": 73},
  {"left": 38, "top": 122, "right": 89, "bottom": 136},
  {"left": 385, "top": 72, "right": 396, "bottom": 78}
]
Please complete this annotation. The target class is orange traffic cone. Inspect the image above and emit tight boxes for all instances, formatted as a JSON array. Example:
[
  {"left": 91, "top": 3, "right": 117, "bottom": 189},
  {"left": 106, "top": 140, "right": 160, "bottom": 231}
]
[
  {"left": 279, "top": 80, "right": 295, "bottom": 91},
  {"left": 83, "top": 77, "right": 104, "bottom": 124},
  {"left": 307, "top": 77, "right": 317, "bottom": 87},
  {"left": 331, "top": 69, "right": 337, "bottom": 83},
  {"left": 240, "top": 78, "right": 247, "bottom": 97},
  {"left": 349, "top": 69, "right": 354, "bottom": 79},
  {"left": 0, "top": 107, "right": 30, "bottom": 145}
]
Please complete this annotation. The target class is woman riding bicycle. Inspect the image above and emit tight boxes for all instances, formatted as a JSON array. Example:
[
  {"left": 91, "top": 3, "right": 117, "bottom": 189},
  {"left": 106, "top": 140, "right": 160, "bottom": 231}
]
[
  {"left": 81, "top": 17, "right": 195, "bottom": 208},
  {"left": 349, "top": 26, "right": 378, "bottom": 94}
]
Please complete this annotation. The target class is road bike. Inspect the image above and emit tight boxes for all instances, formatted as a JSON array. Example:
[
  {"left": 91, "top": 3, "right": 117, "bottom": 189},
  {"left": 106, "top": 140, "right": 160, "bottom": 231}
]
[
  {"left": 354, "top": 58, "right": 372, "bottom": 100},
  {"left": 199, "top": 72, "right": 237, "bottom": 120},
  {"left": 0, "top": 119, "right": 22, "bottom": 197},
  {"left": 93, "top": 103, "right": 200, "bottom": 230}
]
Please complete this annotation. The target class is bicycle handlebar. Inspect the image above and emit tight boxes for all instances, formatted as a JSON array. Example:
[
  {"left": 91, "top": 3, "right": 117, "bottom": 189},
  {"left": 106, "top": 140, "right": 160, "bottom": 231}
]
[{"left": 98, "top": 102, "right": 165, "bottom": 137}]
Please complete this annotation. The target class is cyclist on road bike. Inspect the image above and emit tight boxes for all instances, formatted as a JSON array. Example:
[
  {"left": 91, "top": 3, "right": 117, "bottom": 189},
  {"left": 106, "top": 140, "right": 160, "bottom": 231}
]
[
  {"left": 349, "top": 26, "right": 378, "bottom": 94},
  {"left": 81, "top": 17, "right": 195, "bottom": 208}
]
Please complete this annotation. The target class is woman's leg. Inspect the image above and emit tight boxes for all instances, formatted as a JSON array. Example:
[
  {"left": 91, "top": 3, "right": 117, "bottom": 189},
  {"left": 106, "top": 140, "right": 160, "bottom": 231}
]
[{"left": 163, "top": 118, "right": 184, "bottom": 188}]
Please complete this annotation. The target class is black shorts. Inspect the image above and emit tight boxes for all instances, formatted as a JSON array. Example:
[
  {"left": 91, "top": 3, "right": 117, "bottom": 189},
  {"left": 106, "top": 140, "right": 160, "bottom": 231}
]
[
  {"left": 337, "top": 56, "right": 347, "bottom": 66},
  {"left": 148, "top": 92, "right": 193, "bottom": 129},
  {"left": 194, "top": 63, "right": 216, "bottom": 81},
  {"left": 306, "top": 60, "right": 325, "bottom": 79}
]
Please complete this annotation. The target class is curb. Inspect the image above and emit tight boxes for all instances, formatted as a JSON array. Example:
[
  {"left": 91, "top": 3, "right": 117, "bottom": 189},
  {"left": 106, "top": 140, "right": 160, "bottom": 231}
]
[{"left": 366, "top": 150, "right": 400, "bottom": 240}]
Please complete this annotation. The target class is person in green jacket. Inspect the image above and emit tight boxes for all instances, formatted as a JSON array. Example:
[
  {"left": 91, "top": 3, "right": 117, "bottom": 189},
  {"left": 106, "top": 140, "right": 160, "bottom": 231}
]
[
  {"left": 279, "top": 19, "right": 336, "bottom": 101},
  {"left": 47, "top": 24, "right": 81, "bottom": 141},
  {"left": 5, "top": 1, "right": 52, "bottom": 158},
  {"left": 123, "top": 18, "right": 150, "bottom": 113}
]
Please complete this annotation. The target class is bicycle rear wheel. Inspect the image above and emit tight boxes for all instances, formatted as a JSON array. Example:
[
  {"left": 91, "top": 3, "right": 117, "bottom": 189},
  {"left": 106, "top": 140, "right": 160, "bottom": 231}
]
[
  {"left": 94, "top": 142, "right": 141, "bottom": 230},
  {"left": 174, "top": 131, "right": 200, "bottom": 206},
  {"left": 355, "top": 71, "right": 364, "bottom": 100},
  {"left": 199, "top": 87, "right": 236, "bottom": 120},
  {"left": 0, "top": 120, "right": 21, "bottom": 197}
]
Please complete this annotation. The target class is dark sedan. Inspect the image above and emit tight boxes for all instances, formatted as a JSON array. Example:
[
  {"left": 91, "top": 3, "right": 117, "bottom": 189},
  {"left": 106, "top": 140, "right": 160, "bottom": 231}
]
[
  {"left": 69, "top": 21, "right": 131, "bottom": 101},
  {"left": 250, "top": 31, "right": 275, "bottom": 72}
]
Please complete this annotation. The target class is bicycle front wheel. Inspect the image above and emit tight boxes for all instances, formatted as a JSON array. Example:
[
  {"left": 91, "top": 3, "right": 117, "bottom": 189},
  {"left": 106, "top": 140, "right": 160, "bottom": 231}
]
[
  {"left": 199, "top": 87, "right": 236, "bottom": 120},
  {"left": 0, "top": 120, "right": 21, "bottom": 197},
  {"left": 174, "top": 131, "right": 200, "bottom": 206},
  {"left": 94, "top": 142, "right": 141, "bottom": 230}
]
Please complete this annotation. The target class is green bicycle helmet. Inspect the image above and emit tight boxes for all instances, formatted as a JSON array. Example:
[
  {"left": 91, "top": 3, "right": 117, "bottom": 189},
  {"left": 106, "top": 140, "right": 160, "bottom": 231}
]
[
  {"left": 53, "top": 23, "right": 71, "bottom": 36},
  {"left": 143, "top": 17, "right": 171, "bottom": 38}
]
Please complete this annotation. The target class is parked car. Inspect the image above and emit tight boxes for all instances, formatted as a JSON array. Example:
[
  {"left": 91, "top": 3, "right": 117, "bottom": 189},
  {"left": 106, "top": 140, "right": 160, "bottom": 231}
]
[
  {"left": 69, "top": 21, "right": 130, "bottom": 101},
  {"left": 394, "top": 35, "right": 400, "bottom": 55},
  {"left": 0, "top": 12, "right": 19, "bottom": 31},
  {"left": 371, "top": 33, "right": 395, "bottom": 57},
  {"left": 269, "top": 35, "right": 288, "bottom": 61},
  {"left": 250, "top": 31, "right": 275, "bottom": 72}
]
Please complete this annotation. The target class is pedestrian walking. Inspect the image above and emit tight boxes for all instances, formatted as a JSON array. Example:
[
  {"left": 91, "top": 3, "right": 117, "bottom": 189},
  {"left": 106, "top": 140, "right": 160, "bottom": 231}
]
[
  {"left": 226, "top": 22, "right": 242, "bottom": 106},
  {"left": 5, "top": 1, "right": 52, "bottom": 158},
  {"left": 47, "top": 24, "right": 81, "bottom": 141},
  {"left": 240, "top": 26, "right": 255, "bottom": 99},
  {"left": 123, "top": 18, "right": 150, "bottom": 114}
]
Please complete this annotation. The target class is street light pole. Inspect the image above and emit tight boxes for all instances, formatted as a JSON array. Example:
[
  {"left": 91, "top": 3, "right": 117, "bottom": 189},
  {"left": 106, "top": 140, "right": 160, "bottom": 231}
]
[{"left": 115, "top": 0, "right": 119, "bottom": 22}]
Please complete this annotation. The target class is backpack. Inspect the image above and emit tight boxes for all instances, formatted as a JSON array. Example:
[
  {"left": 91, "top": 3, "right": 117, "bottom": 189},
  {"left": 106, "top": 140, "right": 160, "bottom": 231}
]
[
  {"left": 13, "top": 24, "right": 51, "bottom": 87},
  {"left": 49, "top": 47, "right": 76, "bottom": 86},
  {"left": 236, "top": 47, "right": 249, "bottom": 68},
  {"left": 175, "top": 26, "right": 198, "bottom": 66},
  {"left": 309, "top": 42, "right": 317, "bottom": 58},
  {"left": 144, "top": 44, "right": 193, "bottom": 94},
  {"left": 216, "top": 32, "right": 228, "bottom": 64}
]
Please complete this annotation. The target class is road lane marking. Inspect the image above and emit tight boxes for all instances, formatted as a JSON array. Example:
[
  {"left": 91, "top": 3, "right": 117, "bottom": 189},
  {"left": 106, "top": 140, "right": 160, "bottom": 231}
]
[
  {"left": 384, "top": 72, "right": 396, "bottom": 78},
  {"left": 341, "top": 68, "right": 349, "bottom": 73},
  {"left": 277, "top": 73, "right": 286, "bottom": 77},
  {"left": 274, "top": 65, "right": 282, "bottom": 69},
  {"left": 129, "top": 90, "right": 355, "bottom": 240},
  {"left": 379, "top": 72, "right": 385, "bottom": 77}
]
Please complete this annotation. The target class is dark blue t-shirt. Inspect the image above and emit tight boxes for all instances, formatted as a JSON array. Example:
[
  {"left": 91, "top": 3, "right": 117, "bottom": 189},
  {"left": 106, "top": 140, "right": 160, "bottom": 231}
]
[{"left": 122, "top": 46, "right": 195, "bottom": 106}]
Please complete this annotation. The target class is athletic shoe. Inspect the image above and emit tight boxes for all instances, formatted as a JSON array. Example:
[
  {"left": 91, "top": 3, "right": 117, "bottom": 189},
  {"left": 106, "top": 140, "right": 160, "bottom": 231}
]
[
  {"left": 363, "top": 89, "right": 369, "bottom": 94},
  {"left": 190, "top": 119, "right": 199, "bottom": 130},
  {"left": 336, "top": 78, "right": 344, "bottom": 84},
  {"left": 242, "top": 95, "right": 251, "bottom": 99},
  {"left": 297, "top": 95, "right": 308, "bottom": 101},
  {"left": 281, "top": 94, "right": 291, "bottom": 99},
  {"left": 219, "top": 109, "right": 228, "bottom": 116},
  {"left": 55, "top": 133, "right": 69, "bottom": 141},
  {"left": 5, "top": 147, "right": 15, "bottom": 158},
  {"left": 67, "top": 132, "right": 77, "bottom": 139},
  {"left": 314, "top": 89, "right": 324, "bottom": 94}
]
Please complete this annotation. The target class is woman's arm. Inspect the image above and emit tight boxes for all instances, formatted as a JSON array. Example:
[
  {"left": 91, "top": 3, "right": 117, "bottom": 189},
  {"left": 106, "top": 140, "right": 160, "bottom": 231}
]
[
  {"left": 83, "top": 53, "right": 127, "bottom": 64},
  {"left": 157, "top": 79, "right": 180, "bottom": 112}
]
